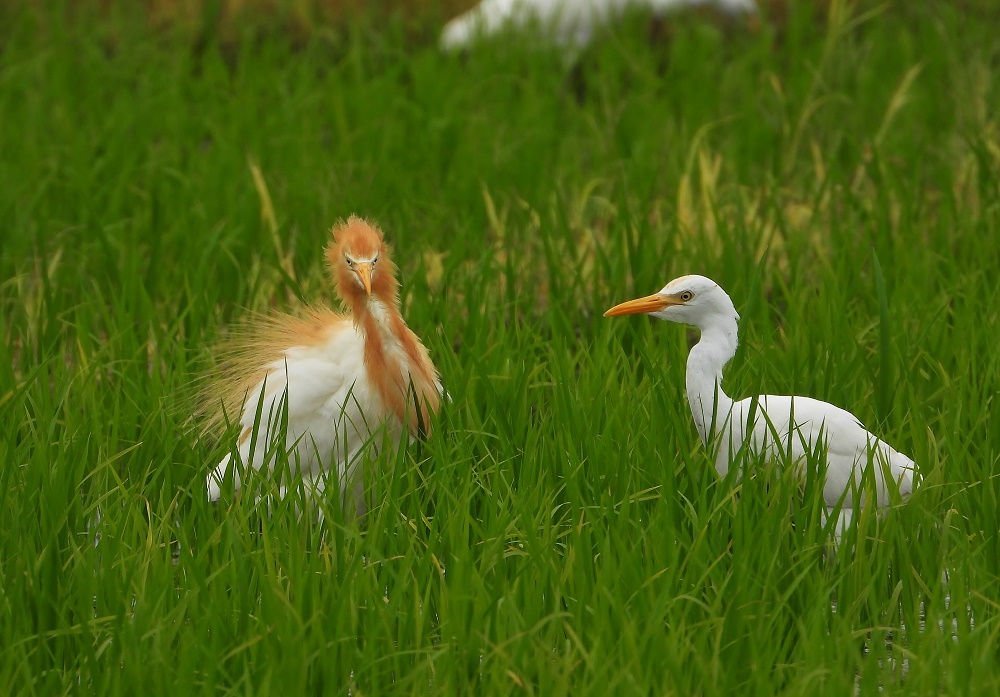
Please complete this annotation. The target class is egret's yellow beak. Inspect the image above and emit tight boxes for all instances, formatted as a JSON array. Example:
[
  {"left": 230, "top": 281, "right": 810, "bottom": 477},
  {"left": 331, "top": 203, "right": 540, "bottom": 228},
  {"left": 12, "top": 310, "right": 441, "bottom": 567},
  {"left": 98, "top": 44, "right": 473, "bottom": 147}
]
[
  {"left": 354, "top": 262, "right": 373, "bottom": 296},
  {"left": 604, "top": 293, "right": 676, "bottom": 317}
]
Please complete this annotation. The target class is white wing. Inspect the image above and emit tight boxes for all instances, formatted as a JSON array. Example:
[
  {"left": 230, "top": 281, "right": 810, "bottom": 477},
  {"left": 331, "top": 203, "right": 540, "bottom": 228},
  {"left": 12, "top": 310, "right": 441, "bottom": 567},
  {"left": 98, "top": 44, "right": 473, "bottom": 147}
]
[
  {"left": 206, "top": 325, "right": 395, "bottom": 508},
  {"left": 718, "top": 394, "right": 915, "bottom": 508}
]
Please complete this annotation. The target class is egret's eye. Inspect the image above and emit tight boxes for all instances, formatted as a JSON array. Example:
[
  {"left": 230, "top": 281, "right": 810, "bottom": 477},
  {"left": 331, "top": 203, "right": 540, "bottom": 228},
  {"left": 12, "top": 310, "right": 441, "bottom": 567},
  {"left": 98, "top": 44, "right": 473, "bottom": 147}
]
[
  {"left": 346, "top": 257, "right": 355, "bottom": 268},
  {"left": 371, "top": 257, "right": 377, "bottom": 268},
  {"left": 679, "top": 291, "right": 694, "bottom": 302}
]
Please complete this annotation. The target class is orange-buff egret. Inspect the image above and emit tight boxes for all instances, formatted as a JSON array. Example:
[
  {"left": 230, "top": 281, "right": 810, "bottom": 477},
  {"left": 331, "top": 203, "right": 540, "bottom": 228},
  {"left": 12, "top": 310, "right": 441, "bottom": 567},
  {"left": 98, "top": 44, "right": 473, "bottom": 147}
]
[
  {"left": 605, "top": 275, "right": 915, "bottom": 533},
  {"left": 204, "top": 217, "right": 443, "bottom": 515}
]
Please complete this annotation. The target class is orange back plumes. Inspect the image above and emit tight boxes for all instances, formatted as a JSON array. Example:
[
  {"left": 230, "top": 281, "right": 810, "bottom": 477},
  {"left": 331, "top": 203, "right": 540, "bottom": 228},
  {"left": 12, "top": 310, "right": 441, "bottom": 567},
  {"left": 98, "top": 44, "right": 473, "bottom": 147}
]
[{"left": 326, "top": 216, "right": 399, "bottom": 309}]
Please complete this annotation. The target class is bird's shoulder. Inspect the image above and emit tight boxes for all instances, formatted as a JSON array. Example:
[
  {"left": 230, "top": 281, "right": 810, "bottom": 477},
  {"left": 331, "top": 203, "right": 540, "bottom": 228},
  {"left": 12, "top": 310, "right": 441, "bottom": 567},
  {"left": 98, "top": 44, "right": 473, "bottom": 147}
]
[
  {"left": 231, "top": 305, "right": 350, "bottom": 356},
  {"left": 212, "top": 305, "right": 357, "bottom": 386}
]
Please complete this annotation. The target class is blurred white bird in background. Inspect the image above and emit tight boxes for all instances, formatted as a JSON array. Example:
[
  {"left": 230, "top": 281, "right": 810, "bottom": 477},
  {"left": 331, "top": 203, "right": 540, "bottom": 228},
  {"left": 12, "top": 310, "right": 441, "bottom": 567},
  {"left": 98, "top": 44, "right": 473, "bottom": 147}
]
[
  {"left": 605, "top": 274, "right": 916, "bottom": 534},
  {"left": 441, "top": 0, "right": 757, "bottom": 51},
  {"left": 203, "top": 217, "right": 443, "bottom": 516}
]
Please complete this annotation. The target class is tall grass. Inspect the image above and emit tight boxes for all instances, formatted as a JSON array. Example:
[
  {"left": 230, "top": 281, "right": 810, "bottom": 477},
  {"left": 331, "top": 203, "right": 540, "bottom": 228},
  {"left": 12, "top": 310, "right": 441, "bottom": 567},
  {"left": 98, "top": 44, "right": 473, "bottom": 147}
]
[{"left": 1, "top": 1, "right": 999, "bottom": 694}]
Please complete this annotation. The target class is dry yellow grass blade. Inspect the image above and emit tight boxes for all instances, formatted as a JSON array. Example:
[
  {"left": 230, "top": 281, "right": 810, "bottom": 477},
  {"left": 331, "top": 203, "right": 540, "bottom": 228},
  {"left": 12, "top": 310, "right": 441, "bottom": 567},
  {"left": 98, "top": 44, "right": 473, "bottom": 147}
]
[{"left": 247, "top": 157, "right": 296, "bottom": 283}]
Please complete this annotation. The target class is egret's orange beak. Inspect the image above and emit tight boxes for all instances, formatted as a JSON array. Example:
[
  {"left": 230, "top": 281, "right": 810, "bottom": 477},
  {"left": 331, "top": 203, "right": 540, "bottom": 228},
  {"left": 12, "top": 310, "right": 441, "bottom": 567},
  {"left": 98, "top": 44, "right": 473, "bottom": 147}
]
[
  {"left": 604, "top": 293, "right": 676, "bottom": 317},
  {"left": 354, "top": 263, "right": 373, "bottom": 296}
]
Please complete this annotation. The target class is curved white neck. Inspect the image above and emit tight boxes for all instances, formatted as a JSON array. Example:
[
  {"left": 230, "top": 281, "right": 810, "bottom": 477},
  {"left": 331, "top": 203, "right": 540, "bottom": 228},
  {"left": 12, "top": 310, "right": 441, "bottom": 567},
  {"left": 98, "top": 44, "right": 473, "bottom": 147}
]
[{"left": 685, "top": 319, "right": 738, "bottom": 444}]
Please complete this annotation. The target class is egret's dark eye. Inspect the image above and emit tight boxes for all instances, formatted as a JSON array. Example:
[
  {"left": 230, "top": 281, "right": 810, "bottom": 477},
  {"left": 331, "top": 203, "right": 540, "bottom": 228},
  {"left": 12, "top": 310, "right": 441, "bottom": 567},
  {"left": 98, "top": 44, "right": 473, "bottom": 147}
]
[
  {"left": 679, "top": 291, "right": 694, "bottom": 302},
  {"left": 371, "top": 257, "right": 378, "bottom": 268},
  {"left": 346, "top": 257, "right": 354, "bottom": 268}
]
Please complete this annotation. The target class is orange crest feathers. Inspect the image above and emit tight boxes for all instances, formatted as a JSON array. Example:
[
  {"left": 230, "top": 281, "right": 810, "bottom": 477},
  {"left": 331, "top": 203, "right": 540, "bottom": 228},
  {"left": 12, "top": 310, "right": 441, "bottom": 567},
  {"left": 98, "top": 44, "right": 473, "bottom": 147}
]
[
  {"left": 326, "top": 215, "right": 386, "bottom": 264},
  {"left": 326, "top": 215, "right": 399, "bottom": 308}
]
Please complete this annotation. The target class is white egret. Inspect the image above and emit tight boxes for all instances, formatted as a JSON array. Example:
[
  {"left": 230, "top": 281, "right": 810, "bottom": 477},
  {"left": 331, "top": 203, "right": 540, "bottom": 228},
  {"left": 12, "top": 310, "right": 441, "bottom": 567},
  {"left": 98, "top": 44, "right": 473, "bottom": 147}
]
[
  {"left": 605, "top": 274, "right": 915, "bottom": 533},
  {"left": 440, "top": 0, "right": 757, "bottom": 52},
  {"left": 203, "top": 216, "right": 443, "bottom": 515}
]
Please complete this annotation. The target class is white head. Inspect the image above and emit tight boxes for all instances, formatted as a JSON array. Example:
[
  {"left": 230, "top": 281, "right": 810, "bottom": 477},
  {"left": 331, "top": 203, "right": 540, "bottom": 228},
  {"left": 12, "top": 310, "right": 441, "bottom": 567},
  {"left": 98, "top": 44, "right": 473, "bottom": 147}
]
[{"left": 604, "top": 274, "right": 740, "bottom": 331}]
